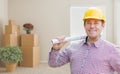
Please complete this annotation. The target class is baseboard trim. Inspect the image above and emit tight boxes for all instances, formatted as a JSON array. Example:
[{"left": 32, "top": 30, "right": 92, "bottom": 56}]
[{"left": 40, "top": 61, "right": 48, "bottom": 63}]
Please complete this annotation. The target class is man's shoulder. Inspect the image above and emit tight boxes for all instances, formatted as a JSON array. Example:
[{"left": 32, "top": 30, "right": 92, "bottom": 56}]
[{"left": 102, "top": 39, "right": 119, "bottom": 49}]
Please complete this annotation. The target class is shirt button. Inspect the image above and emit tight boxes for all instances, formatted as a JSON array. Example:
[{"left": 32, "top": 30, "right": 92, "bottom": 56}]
[{"left": 81, "top": 65, "right": 84, "bottom": 68}]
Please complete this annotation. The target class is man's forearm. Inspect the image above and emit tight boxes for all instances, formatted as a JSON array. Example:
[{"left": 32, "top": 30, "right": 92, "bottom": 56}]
[{"left": 48, "top": 49, "right": 60, "bottom": 67}]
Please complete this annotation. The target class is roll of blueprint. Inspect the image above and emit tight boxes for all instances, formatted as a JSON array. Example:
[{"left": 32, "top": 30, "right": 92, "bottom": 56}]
[{"left": 51, "top": 35, "right": 86, "bottom": 44}]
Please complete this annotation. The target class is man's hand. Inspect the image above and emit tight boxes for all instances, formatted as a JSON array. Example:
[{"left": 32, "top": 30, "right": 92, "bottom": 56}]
[{"left": 52, "top": 36, "right": 67, "bottom": 50}]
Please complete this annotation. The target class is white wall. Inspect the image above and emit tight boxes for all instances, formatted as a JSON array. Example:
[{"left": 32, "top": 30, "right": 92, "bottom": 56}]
[
  {"left": 114, "top": 0, "right": 120, "bottom": 46},
  {"left": 0, "top": 0, "right": 8, "bottom": 47},
  {"left": 8, "top": 0, "right": 114, "bottom": 62}
]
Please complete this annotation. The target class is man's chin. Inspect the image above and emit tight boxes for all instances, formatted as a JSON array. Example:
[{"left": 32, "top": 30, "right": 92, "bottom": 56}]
[{"left": 88, "top": 35, "right": 97, "bottom": 38}]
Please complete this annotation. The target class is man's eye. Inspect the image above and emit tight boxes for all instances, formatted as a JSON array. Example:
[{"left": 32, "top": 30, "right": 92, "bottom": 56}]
[
  {"left": 94, "top": 22, "right": 99, "bottom": 24},
  {"left": 87, "top": 22, "right": 91, "bottom": 24}
]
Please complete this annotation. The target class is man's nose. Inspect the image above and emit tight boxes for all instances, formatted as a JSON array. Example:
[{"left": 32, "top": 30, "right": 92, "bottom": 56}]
[{"left": 90, "top": 24, "right": 95, "bottom": 28}]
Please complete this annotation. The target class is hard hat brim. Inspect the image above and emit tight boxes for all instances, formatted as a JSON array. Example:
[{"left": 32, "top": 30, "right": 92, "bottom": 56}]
[{"left": 83, "top": 17, "right": 106, "bottom": 22}]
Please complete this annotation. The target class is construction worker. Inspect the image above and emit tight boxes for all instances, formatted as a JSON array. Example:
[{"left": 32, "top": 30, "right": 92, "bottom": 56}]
[{"left": 48, "top": 7, "right": 120, "bottom": 74}]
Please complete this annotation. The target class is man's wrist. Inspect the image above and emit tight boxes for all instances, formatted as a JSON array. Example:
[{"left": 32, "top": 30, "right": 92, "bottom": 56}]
[{"left": 51, "top": 47, "right": 60, "bottom": 51}]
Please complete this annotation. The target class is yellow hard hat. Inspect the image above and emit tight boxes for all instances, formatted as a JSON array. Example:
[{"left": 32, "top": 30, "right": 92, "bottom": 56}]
[{"left": 83, "top": 7, "right": 106, "bottom": 22}]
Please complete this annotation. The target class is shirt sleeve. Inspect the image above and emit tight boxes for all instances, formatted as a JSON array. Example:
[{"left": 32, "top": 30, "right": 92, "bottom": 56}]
[
  {"left": 48, "top": 48, "right": 70, "bottom": 67},
  {"left": 109, "top": 47, "right": 120, "bottom": 74}
]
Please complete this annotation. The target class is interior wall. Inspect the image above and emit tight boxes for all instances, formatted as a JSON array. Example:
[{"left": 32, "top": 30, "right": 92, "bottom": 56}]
[
  {"left": 114, "top": 0, "right": 120, "bottom": 45},
  {"left": 0, "top": 0, "right": 8, "bottom": 47},
  {"left": 8, "top": 0, "right": 113, "bottom": 62}
]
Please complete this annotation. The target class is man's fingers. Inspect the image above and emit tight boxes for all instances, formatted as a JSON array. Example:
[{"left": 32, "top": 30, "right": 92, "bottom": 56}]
[{"left": 56, "top": 36, "right": 65, "bottom": 43}]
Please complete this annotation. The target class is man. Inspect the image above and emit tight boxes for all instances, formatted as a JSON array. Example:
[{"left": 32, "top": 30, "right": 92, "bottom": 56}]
[{"left": 48, "top": 7, "right": 120, "bottom": 74}]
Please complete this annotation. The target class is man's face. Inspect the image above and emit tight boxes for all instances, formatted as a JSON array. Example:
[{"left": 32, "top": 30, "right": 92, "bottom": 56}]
[{"left": 84, "top": 19, "right": 104, "bottom": 39}]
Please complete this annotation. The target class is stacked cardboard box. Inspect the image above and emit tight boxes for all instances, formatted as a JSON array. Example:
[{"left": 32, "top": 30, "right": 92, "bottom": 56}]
[
  {"left": 20, "top": 34, "right": 40, "bottom": 67},
  {"left": 2, "top": 20, "right": 20, "bottom": 46}
]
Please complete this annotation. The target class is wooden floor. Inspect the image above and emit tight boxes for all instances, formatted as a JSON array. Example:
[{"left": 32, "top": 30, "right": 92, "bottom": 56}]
[{"left": 0, "top": 63, "right": 70, "bottom": 74}]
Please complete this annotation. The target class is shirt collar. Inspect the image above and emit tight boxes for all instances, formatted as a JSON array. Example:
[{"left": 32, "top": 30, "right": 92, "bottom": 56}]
[
  {"left": 81, "top": 36, "right": 88, "bottom": 46},
  {"left": 94, "top": 38, "right": 102, "bottom": 48},
  {"left": 82, "top": 36, "right": 102, "bottom": 48}
]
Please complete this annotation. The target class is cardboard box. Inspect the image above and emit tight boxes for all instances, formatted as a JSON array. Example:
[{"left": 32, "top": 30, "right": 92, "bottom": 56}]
[
  {"left": 5, "top": 20, "right": 20, "bottom": 35},
  {"left": 17, "top": 34, "right": 21, "bottom": 46},
  {"left": 9, "top": 20, "right": 16, "bottom": 26},
  {"left": 5, "top": 25, "right": 20, "bottom": 35},
  {"left": 21, "top": 34, "right": 39, "bottom": 47},
  {"left": 2, "top": 34, "right": 18, "bottom": 46},
  {"left": 20, "top": 46, "right": 40, "bottom": 67}
]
